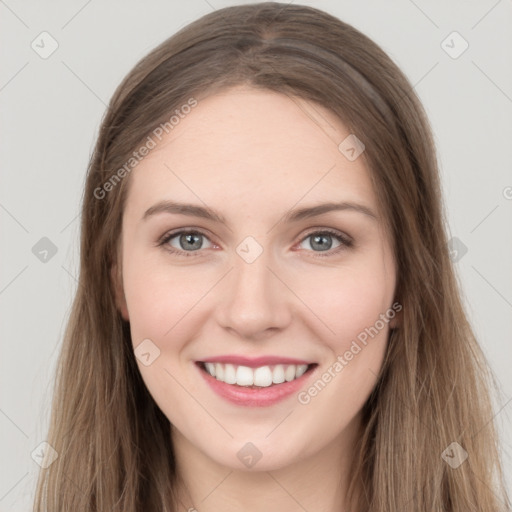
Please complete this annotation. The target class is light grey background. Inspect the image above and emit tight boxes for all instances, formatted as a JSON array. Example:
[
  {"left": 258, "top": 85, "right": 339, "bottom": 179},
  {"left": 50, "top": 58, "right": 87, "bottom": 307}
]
[{"left": 1, "top": 0, "right": 511, "bottom": 509}]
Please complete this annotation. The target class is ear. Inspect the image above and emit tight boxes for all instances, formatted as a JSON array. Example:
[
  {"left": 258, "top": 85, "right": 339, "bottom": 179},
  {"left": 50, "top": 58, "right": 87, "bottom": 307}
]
[{"left": 111, "top": 261, "right": 129, "bottom": 321}]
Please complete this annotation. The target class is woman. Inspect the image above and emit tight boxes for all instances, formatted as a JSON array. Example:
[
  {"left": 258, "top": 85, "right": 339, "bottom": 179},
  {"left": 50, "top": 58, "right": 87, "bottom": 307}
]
[{"left": 33, "top": 3, "right": 511, "bottom": 511}]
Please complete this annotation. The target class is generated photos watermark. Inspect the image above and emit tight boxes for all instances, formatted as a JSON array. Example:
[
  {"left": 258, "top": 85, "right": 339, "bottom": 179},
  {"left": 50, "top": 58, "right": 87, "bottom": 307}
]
[
  {"left": 297, "top": 301, "right": 402, "bottom": 405},
  {"left": 93, "top": 97, "right": 198, "bottom": 200}
]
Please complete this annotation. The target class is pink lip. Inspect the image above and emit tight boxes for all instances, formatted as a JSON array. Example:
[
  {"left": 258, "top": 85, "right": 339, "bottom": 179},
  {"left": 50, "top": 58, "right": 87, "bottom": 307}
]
[
  {"left": 198, "top": 355, "right": 313, "bottom": 368},
  {"left": 195, "top": 361, "right": 318, "bottom": 407}
]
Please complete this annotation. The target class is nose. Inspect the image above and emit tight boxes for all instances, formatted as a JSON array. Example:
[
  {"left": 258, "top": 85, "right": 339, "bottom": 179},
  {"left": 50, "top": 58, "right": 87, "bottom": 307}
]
[{"left": 215, "top": 245, "right": 292, "bottom": 340}]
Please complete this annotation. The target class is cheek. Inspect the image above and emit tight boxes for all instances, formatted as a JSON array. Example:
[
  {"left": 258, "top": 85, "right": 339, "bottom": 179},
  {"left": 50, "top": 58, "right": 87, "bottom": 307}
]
[
  {"left": 297, "top": 259, "right": 394, "bottom": 346},
  {"left": 121, "top": 254, "right": 210, "bottom": 413},
  {"left": 294, "top": 267, "right": 393, "bottom": 433},
  {"left": 122, "top": 249, "right": 213, "bottom": 344}
]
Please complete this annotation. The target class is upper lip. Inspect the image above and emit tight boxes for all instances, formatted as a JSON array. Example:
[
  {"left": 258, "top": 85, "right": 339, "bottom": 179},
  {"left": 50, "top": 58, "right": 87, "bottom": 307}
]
[{"left": 198, "top": 355, "right": 315, "bottom": 368}]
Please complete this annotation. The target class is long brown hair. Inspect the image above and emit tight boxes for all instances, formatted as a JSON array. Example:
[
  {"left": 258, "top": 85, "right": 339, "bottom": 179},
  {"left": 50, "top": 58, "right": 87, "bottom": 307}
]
[{"left": 33, "top": 3, "right": 511, "bottom": 510}]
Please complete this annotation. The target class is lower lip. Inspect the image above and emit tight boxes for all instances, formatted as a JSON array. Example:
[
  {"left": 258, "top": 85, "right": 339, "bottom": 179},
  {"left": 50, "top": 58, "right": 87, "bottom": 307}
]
[{"left": 196, "top": 362, "right": 318, "bottom": 407}]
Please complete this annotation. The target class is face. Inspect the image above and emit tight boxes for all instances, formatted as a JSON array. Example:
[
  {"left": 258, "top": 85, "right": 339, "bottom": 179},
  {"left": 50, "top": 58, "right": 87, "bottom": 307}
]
[{"left": 113, "top": 85, "right": 399, "bottom": 472}]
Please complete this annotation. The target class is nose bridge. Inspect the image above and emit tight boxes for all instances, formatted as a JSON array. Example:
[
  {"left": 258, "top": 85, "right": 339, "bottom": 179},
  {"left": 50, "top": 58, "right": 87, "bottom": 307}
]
[
  {"left": 216, "top": 238, "right": 290, "bottom": 337},
  {"left": 234, "top": 245, "right": 272, "bottom": 298}
]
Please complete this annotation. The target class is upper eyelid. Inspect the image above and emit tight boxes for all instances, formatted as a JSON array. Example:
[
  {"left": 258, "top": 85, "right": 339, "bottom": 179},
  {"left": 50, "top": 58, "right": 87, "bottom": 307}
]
[{"left": 160, "top": 228, "right": 216, "bottom": 245}]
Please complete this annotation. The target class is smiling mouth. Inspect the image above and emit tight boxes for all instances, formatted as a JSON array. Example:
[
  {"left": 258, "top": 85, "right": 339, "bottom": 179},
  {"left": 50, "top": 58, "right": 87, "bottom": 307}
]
[{"left": 196, "top": 361, "right": 318, "bottom": 388}]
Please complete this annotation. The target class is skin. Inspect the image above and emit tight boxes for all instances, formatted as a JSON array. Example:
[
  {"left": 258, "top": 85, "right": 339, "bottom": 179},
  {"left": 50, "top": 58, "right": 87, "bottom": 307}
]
[{"left": 112, "top": 85, "right": 399, "bottom": 512}]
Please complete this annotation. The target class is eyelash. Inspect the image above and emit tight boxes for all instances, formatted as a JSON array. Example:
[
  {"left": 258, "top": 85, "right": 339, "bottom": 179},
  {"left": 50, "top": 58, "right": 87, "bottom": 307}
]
[{"left": 157, "top": 228, "right": 353, "bottom": 258}]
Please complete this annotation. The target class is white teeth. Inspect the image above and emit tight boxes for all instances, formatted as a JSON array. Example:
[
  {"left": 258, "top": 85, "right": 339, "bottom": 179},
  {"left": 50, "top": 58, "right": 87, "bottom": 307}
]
[
  {"left": 236, "top": 365, "right": 254, "bottom": 386},
  {"left": 205, "top": 362, "right": 216, "bottom": 376},
  {"left": 295, "top": 364, "right": 308, "bottom": 378},
  {"left": 272, "top": 364, "right": 285, "bottom": 384},
  {"left": 253, "top": 366, "right": 273, "bottom": 387},
  {"left": 224, "top": 363, "right": 237, "bottom": 384},
  {"left": 215, "top": 363, "right": 224, "bottom": 381},
  {"left": 285, "top": 365, "right": 296, "bottom": 382},
  {"left": 202, "top": 362, "right": 311, "bottom": 387}
]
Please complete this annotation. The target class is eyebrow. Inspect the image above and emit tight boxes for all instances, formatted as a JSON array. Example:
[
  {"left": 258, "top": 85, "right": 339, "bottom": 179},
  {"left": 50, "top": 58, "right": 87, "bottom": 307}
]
[{"left": 142, "top": 199, "right": 378, "bottom": 224}]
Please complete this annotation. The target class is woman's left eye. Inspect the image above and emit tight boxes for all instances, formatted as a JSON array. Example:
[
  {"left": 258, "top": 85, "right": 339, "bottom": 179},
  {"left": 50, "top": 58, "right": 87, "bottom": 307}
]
[
  {"left": 296, "top": 230, "right": 352, "bottom": 255},
  {"left": 158, "top": 229, "right": 352, "bottom": 258}
]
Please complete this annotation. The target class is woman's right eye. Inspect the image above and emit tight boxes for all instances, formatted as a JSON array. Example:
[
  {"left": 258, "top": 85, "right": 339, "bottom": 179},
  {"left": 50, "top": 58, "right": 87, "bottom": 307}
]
[{"left": 158, "top": 230, "right": 214, "bottom": 257}]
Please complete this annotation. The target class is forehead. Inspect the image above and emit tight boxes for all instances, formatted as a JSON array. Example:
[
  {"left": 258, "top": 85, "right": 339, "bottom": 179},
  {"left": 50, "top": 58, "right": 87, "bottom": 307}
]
[{"left": 125, "top": 86, "right": 377, "bottom": 215}]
